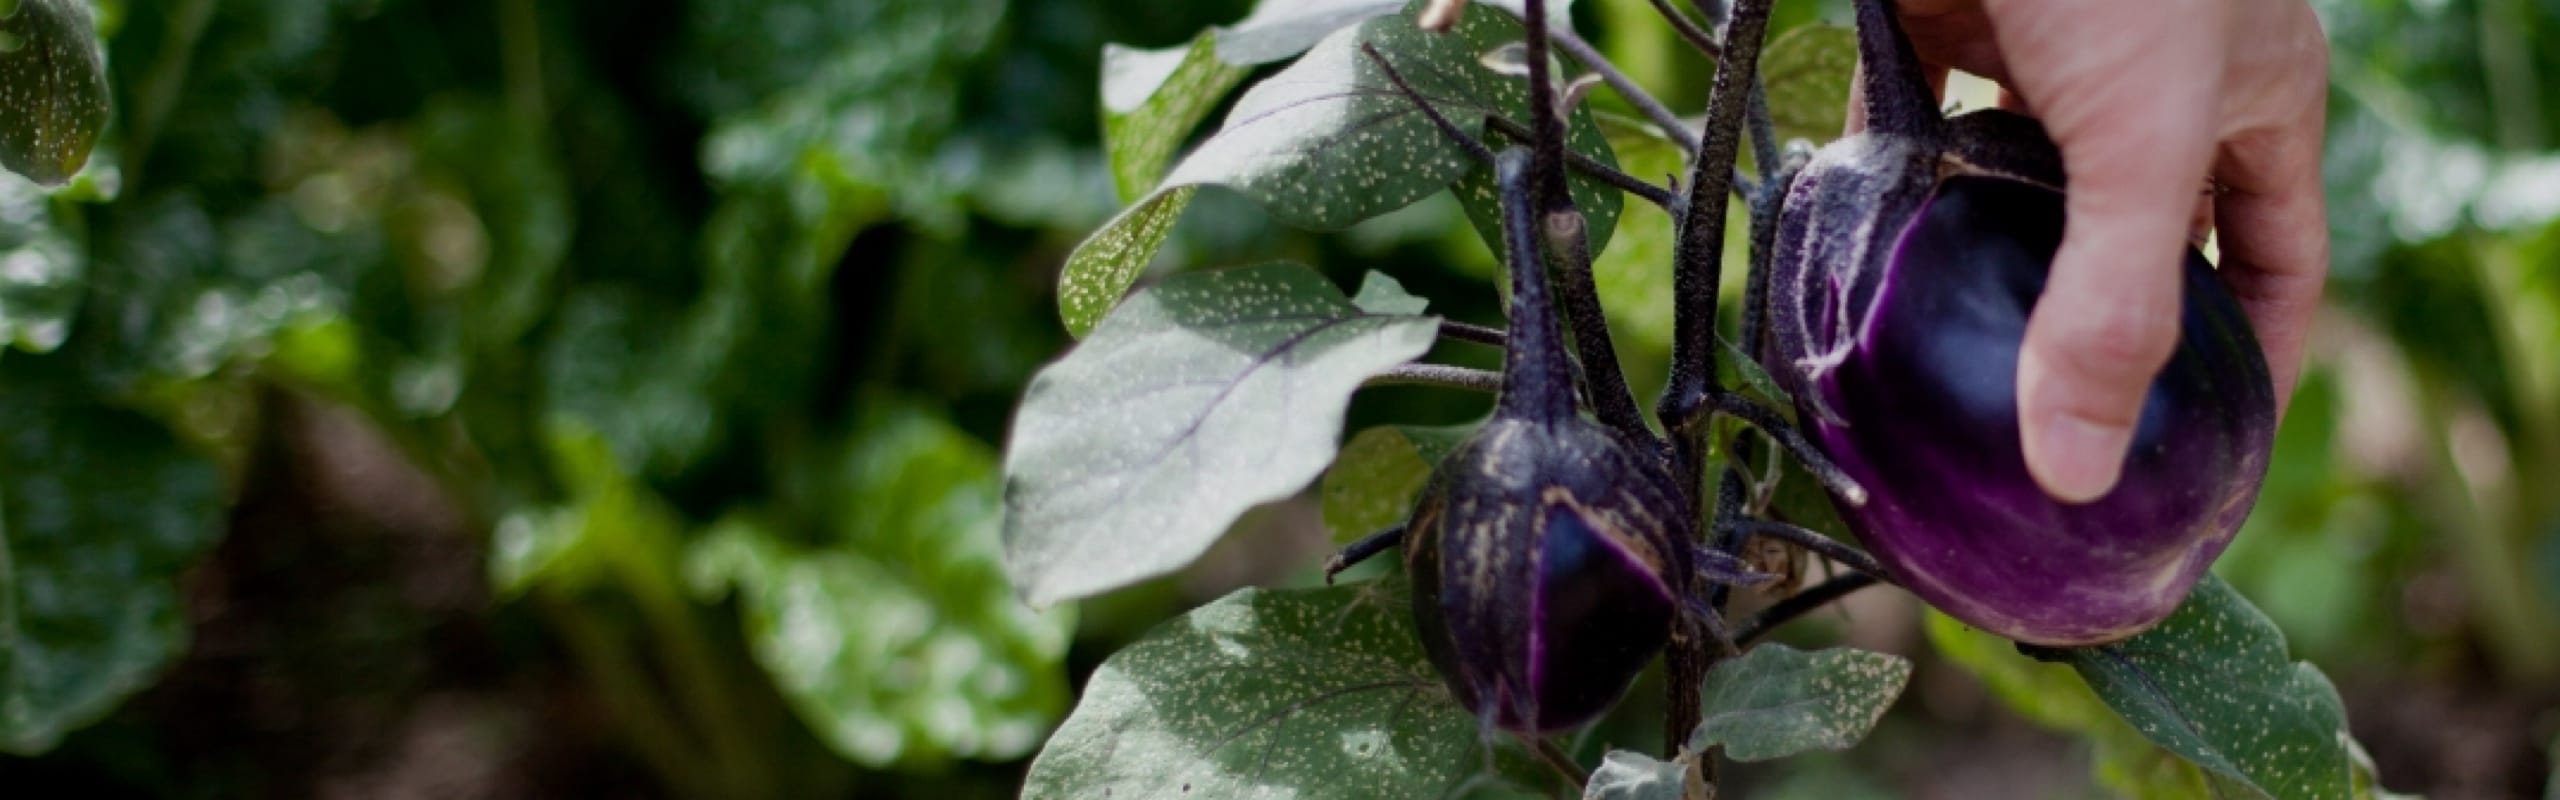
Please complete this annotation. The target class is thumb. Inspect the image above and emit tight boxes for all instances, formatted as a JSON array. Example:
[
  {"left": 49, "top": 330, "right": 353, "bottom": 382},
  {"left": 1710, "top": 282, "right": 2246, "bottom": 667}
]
[{"left": 1988, "top": 0, "right": 2226, "bottom": 502}]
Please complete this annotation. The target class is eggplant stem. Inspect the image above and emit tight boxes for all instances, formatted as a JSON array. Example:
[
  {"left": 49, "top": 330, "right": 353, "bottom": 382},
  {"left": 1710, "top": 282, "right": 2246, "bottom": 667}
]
[
  {"left": 1484, "top": 116, "right": 1678, "bottom": 208},
  {"left": 1323, "top": 525, "right": 1406, "bottom": 584},
  {"left": 1720, "top": 518, "right": 1893, "bottom": 583},
  {"left": 1526, "top": 736, "right": 1591, "bottom": 792},
  {"left": 1364, "top": 363, "right": 1504, "bottom": 394},
  {"left": 1437, "top": 319, "right": 1509, "bottom": 348},
  {"left": 1735, "top": 572, "right": 1881, "bottom": 645},
  {"left": 1547, "top": 26, "right": 1697, "bottom": 153},
  {"left": 1705, "top": 393, "right": 1869, "bottom": 507},
  {"left": 1646, "top": 0, "right": 1722, "bottom": 60}
]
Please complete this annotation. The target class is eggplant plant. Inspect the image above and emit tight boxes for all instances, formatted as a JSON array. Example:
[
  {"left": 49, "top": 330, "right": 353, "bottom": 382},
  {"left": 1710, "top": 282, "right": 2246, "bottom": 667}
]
[{"left": 1003, "top": 0, "right": 2380, "bottom": 796}]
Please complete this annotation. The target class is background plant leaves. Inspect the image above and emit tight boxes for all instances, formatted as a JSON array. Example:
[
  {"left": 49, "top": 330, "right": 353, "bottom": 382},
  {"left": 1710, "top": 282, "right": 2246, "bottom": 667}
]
[
  {"left": 1003, "top": 263, "right": 1439, "bottom": 605},
  {"left": 685, "top": 400, "right": 1074, "bottom": 767},
  {"left": 1320, "top": 423, "right": 1474, "bottom": 542},
  {"left": 0, "top": 359, "right": 226, "bottom": 754},
  {"left": 1757, "top": 24, "right": 1855, "bottom": 146}
]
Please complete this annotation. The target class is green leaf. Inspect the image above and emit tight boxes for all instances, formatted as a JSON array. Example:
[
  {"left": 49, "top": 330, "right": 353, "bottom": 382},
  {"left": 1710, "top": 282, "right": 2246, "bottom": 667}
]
[
  {"left": 1059, "top": 0, "right": 1616, "bottom": 336},
  {"left": 0, "top": 360, "right": 226, "bottom": 753},
  {"left": 0, "top": 174, "right": 82, "bottom": 354},
  {"left": 2049, "top": 575, "right": 2354, "bottom": 800},
  {"left": 1758, "top": 24, "right": 1856, "bottom": 146},
  {"left": 1003, "top": 262, "right": 1439, "bottom": 605},
  {"left": 1020, "top": 578, "right": 1487, "bottom": 799},
  {"left": 1350, "top": 269, "right": 1432, "bottom": 315},
  {"left": 1583, "top": 750, "right": 1691, "bottom": 800},
  {"left": 687, "top": 400, "right": 1074, "bottom": 767},
  {"left": 1321, "top": 423, "right": 1473, "bottom": 541},
  {"left": 1687, "top": 643, "right": 1911, "bottom": 762},
  {"left": 1103, "top": 35, "right": 1253, "bottom": 202},
  {"left": 1211, "top": 0, "right": 1569, "bottom": 65},
  {"left": 0, "top": 0, "right": 107, "bottom": 185},
  {"left": 487, "top": 419, "right": 688, "bottom": 598}
]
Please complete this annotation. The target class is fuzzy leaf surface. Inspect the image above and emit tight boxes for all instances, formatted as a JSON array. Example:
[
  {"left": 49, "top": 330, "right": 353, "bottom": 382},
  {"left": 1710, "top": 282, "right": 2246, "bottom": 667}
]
[
  {"left": 1020, "top": 579, "right": 1486, "bottom": 799},
  {"left": 1003, "top": 263, "right": 1438, "bottom": 605},
  {"left": 1060, "top": 0, "right": 1615, "bottom": 335},
  {"left": 2051, "top": 575, "right": 2354, "bottom": 800},
  {"left": 1582, "top": 750, "right": 1691, "bottom": 800},
  {"left": 1688, "top": 644, "right": 1910, "bottom": 762}
]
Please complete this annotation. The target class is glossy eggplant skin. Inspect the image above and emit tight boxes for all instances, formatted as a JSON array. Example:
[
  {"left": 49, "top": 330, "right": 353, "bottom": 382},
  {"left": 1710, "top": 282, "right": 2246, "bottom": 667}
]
[
  {"left": 1404, "top": 417, "right": 1687, "bottom": 734},
  {"left": 1762, "top": 139, "right": 2278, "bottom": 645}
]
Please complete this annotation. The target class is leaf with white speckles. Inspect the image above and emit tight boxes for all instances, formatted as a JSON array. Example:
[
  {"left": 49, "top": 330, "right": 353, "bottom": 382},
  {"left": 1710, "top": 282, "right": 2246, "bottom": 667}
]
[
  {"left": 0, "top": 0, "right": 107, "bottom": 186},
  {"left": 1320, "top": 423, "right": 1473, "bottom": 542},
  {"left": 1058, "top": 0, "right": 1618, "bottom": 337},
  {"left": 1686, "top": 644, "right": 1911, "bottom": 762},
  {"left": 2052, "top": 575, "right": 2354, "bottom": 800},
  {"left": 1582, "top": 750, "right": 1693, "bottom": 800},
  {"left": 1349, "top": 270, "right": 1431, "bottom": 315},
  {"left": 1020, "top": 578, "right": 1491, "bottom": 799},
  {"left": 1104, "top": 35, "right": 1252, "bottom": 202},
  {"left": 1003, "top": 263, "right": 1439, "bottom": 606}
]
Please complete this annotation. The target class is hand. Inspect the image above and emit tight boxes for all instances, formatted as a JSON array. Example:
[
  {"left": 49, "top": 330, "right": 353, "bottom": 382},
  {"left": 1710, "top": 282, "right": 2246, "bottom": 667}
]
[{"left": 1888, "top": 0, "right": 2331, "bottom": 503}]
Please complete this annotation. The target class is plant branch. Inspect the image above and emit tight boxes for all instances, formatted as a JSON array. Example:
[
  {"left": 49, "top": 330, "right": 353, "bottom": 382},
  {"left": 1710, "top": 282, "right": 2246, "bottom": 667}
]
[
  {"left": 1364, "top": 363, "right": 1504, "bottom": 394},
  {"left": 1647, "top": 0, "right": 1723, "bottom": 60},
  {"left": 1720, "top": 519, "right": 1892, "bottom": 581},
  {"left": 1484, "top": 117, "right": 1678, "bottom": 208},
  {"left": 1735, "top": 573, "right": 1881, "bottom": 645},
  {"left": 1547, "top": 27, "right": 1697, "bottom": 153},
  {"left": 1528, "top": 736, "right": 1591, "bottom": 792},
  {"left": 1658, "top": 0, "right": 1776, "bottom": 434},
  {"left": 1438, "top": 319, "right": 1509, "bottom": 348}
]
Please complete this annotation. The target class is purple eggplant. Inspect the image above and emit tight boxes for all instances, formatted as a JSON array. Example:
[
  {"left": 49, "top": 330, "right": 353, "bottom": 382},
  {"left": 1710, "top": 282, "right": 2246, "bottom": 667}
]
[
  {"left": 1757, "top": 0, "right": 2278, "bottom": 645},
  {"left": 1396, "top": 149, "right": 1694, "bottom": 733}
]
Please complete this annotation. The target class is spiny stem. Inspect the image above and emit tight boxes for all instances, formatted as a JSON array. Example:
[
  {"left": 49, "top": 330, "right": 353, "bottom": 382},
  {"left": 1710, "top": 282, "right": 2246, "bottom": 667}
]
[
  {"left": 1365, "top": 363, "right": 1505, "bottom": 394},
  {"left": 1522, "top": 0, "right": 1572, "bottom": 214},
  {"left": 1548, "top": 26, "right": 1697, "bottom": 153},
  {"left": 1660, "top": 0, "right": 1777, "bottom": 435},
  {"left": 1662, "top": 0, "right": 1776, "bottom": 758},
  {"left": 1736, "top": 573, "right": 1880, "bottom": 645},
  {"left": 1720, "top": 519, "right": 1892, "bottom": 581},
  {"left": 1852, "top": 0, "right": 1941, "bottom": 139},
  {"left": 1746, "top": 82, "right": 1780, "bottom": 182}
]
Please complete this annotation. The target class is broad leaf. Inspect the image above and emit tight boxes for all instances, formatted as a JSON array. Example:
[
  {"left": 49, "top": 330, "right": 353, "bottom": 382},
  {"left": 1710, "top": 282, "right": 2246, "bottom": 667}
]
[
  {"left": 1583, "top": 750, "right": 1692, "bottom": 800},
  {"left": 687, "top": 401, "right": 1074, "bottom": 767},
  {"left": 1758, "top": 25, "right": 1856, "bottom": 146},
  {"left": 2044, "top": 575, "right": 2354, "bottom": 800},
  {"left": 1321, "top": 423, "right": 1473, "bottom": 541},
  {"left": 1213, "top": 0, "right": 1567, "bottom": 65},
  {"left": 1687, "top": 643, "right": 1910, "bottom": 762},
  {"left": 1021, "top": 578, "right": 1490, "bottom": 798},
  {"left": 0, "top": 0, "right": 107, "bottom": 185},
  {"left": 0, "top": 361, "right": 225, "bottom": 753},
  {"left": 1003, "top": 262, "right": 1439, "bottom": 605},
  {"left": 1059, "top": 0, "right": 1617, "bottom": 336}
]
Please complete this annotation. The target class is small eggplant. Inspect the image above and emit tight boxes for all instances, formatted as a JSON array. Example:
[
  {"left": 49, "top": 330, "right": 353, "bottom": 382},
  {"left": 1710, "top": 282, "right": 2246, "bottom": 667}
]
[
  {"left": 1757, "top": 0, "right": 2278, "bottom": 645},
  {"left": 1399, "top": 149, "right": 1692, "bottom": 733}
]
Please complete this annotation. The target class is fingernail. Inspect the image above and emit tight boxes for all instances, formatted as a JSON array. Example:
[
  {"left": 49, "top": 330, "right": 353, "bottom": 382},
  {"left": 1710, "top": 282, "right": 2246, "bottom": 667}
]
[{"left": 2029, "top": 413, "right": 2130, "bottom": 504}]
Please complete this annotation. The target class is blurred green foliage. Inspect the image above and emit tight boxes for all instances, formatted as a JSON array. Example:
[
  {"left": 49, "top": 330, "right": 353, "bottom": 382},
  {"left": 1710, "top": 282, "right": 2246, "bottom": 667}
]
[{"left": 0, "top": 0, "right": 2545, "bottom": 796}]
